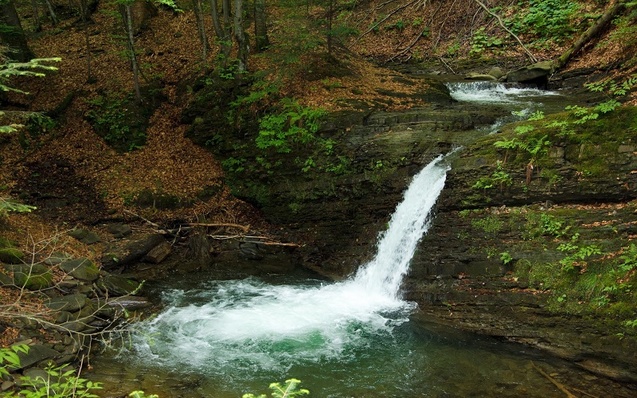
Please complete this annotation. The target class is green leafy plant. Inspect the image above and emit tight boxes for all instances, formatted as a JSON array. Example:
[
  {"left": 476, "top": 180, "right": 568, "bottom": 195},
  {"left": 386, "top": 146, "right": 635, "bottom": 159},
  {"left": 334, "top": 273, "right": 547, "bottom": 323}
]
[
  {"left": 617, "top": 244, "right": 637, "bottom": 273},
  {"left": 557, "top": 233, "right": 602, "bottom": 272},
  {"left": 129, "top": 391, "right": 159, "bottom": 398},
  {"left": 471, "top": 216, "right": 504, "bottom": 235},
  {"left": 472, "top": 161, "right": 512, "bottom": 190},
  {"left": 256, "top": 98, "right": 326, "bottom": 154},
  {"left": 508, "top": 0, "right": 579, "bottom": 40},
  {"left": 470, "top": 27, "right": 503, "bottom": 56},
  {"left": 243, "top": 379, "right": 309, "bottom": 398},
  {"left": 500, "top": 251, "right": 514, "bottom": 265},
  {"left": 0, "top": 58, "right": 60, "bottom": 94},
  {"left": 0, "top": 197, "right": 37, "bottom": 217},
  {"left": 0, "top": 344, "right": 29, "bottom": 377},
  {"left": 14, "top": 364, "right": 103, "bottom": 398},
  {"left": 1, "top": 345, "right": 103, "bottom": 398},
  {"left": 85, "top": 93, "right": 147, "bottom": 152}
]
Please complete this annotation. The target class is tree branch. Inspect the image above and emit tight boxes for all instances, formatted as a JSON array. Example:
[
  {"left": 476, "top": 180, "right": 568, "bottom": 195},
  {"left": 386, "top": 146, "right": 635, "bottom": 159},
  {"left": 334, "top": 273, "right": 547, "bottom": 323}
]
[{"left": 473, "top": 0, "right": 537, "bottom": 63}]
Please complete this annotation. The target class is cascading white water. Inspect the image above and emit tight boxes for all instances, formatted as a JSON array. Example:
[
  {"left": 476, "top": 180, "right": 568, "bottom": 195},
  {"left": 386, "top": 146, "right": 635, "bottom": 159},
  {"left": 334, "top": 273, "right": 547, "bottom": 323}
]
[
  {"left": 446, "top": 81, "right": 558, "bottom": 103},
  {"left": 130, "top": 156, "right": 449, "bottom": 375},
  {"left": 352, "top": 157, "right": 448, "bottom": 298}
]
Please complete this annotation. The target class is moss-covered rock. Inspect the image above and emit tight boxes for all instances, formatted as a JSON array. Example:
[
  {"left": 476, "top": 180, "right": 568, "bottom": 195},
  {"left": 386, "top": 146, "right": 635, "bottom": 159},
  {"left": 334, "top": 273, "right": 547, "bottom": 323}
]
[
  {"left": 4, "top": 264, "right": 53, "bottom": 290},
  {"left": 0, "top": 247, "right": 25, "bottom": 264}
]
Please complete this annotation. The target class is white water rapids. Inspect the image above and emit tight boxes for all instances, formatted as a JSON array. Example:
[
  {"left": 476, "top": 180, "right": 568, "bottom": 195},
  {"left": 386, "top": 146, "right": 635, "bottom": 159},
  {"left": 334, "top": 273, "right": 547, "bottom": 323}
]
[{"left": 131, "top": 156, "right": 449, "bottom": 375}]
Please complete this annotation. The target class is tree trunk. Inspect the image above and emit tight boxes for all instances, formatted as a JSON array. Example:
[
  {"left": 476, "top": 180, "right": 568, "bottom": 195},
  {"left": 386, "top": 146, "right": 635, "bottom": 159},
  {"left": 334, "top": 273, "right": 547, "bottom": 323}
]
[
  {"left": 221, "top": 0, "right": 232, "bottom": 58},
  {"left": 30, "top": 0, "right": 41, "bottom": 32},
  {"left": 554, "top": 0, "right": 626, "bottom": 70},
  {"left": 253, "top": 0, "right": 269, "bottom": 52},
  {"left": 120, "top": 3, "right": 141, "bottom": 102},
  {"left": 326, "top": 0, "right": 333, "bottom": 54},
  {"left": 192, "top": 0, "right": 210, "bottom": 62},
  {"left": 233, "top": 0, "right": 248, "bottom": 71},
  {"left": 42, "top": 0, "right": 59, "bottom": 25},
  {"left": 210, "top": 0, "right": 223, "bottom": 38},
  {"left": 0, "top": 0, "right": 35, "bottom": 62}
]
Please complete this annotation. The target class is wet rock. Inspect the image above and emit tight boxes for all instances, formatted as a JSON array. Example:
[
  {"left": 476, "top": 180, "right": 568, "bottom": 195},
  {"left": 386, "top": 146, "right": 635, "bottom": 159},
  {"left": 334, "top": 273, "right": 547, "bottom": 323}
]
[
  {"left": 43, "top": 251, "right": 72, "bottom": 265},
  {"left": 465, "top": 73, "right": 497, "bottom": 81},
  {"left": 46, "top": 294, "right": 87, "bottom": 312},
  {"left": 0, "top": 270, "right": 13, "bottom": 285},
  {"left": 68, "top": 229, "right": 101, "bottom": 245},
  {"left": 488, "top": 67, "right": 505, "bottom": 79},
  {"left": 101, "top": 234, "right": 166, "bottom": 269},
  {"left": 0, "top": 248, "right": 25, "bottom": 264},
  {"left": 59, "top": 258, "right": 100, "bottom": 282},
  {"left": 4, "top": 264, "right": 53, "bottom": 290},
  {"left": 22, "top": 368, "right": 49, "bottom": 382},
  {"left": 16, "top": 345, "right": 58, "bottom": 369},
  {"left": 107, "top": 223, "right": 132, "bottom": 238},
  {"left": 1, "top": 380, "right": 16, "bottom": 392},
  {"left": 106, "top": 296, "right": 152, "bottom": 310},
  {"left": 506, "top": 60, "right": 555, "bottom": 87},
  {"left": 96, "top": 274, "right": 140, "bottom": 296}
]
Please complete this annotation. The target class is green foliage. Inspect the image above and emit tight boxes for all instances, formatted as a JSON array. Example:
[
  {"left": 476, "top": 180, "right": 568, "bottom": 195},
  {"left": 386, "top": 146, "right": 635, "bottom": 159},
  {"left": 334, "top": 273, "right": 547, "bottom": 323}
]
[
  {"left": 0, "top": 344, "right": 29, "bottom": 377},
  {"left": 471, "top": 216, "right": 503, "bottom": 235},
  {"left": 85, "top": 93, "right": 147, "bottom": 152},
  {"left": 527, "top": 111, "right": 545, "bottom": 121},
  {"left": 13, "top": 364, "right": 103, "bottom": 398},
  {"left": 470, "top": 27, "right": 503, "bottom": 56},
  {"left": 129, "top": 391, "right": 159, "bottom": 398},
  {"left": 0, "top": 197, "right": 36, "bottom": 217},
  {"left": 618, "top": 244, "right": 637, "bottom": 273},
  {"left": 507, "top": 0, "right": 579, "bottom": 40},
  {"left": 243, "top": 379, "right": 310, "bottom": 398},
  {"left": 472, "top": 161, "right": 512, "bottom": 190},
  {"left": 0, "top": 58, "right": 60, "bottom": 94},
  {"left": 585, "top": 75, "right": 637, "bottom": 98},
  {"left": 557, "top": 233, "right": 602, "bottom": 272},
  {"left": 256, "top": 98, "right": 326, "bottom": 154},
  {"left": 1, "top": 346, "right": 103, "bottom": 398},
  {"left": 500, "top": 251, "right": 513, "bottom": 265}
]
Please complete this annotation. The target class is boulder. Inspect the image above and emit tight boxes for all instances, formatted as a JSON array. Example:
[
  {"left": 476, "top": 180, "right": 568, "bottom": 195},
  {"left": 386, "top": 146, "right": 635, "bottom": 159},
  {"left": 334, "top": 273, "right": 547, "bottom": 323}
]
[
  {"left": 488, "top": 66, "right": 505, "bottom": 79},
  {"left": 68, "top": 229, "right": 101, "bottom": 245},
  {"left": 46, "top": 294, "right": 87, "bottom": 312},
  {"left": 506, "top": 60, "right": 555, "bottom": 87},
  {"left": 59, "top": 258, "right": 100, "bottom": 282},
  {"left": 0, "top": 248, "right": 25, "bottom": 264},
  {"left": 97, "top": 274, "right": 141, "bottom": 296},
  {"left": 43, "top": 252, "right": 72, "bottom": 266},
  {"left": 101, "top": 234, "right": 166, "bottom": 269},
  {"left": 4, "top": 264, "right": 53, "bottom": 290},
  {"left": 465, "top": 72, "right": 497, "bottom": 81},
  {"left": 107, "top": 223, "right": 132, "bottom": 238},
  {"left": 15, "top": 345, "right": 58, "bottom": 369}
]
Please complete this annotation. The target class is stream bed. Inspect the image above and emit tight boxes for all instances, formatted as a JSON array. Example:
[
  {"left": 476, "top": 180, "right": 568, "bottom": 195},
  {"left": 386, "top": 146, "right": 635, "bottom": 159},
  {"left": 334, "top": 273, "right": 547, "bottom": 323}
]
[{"left": 85, "top": 82, "right": 634, "bottom": 397}]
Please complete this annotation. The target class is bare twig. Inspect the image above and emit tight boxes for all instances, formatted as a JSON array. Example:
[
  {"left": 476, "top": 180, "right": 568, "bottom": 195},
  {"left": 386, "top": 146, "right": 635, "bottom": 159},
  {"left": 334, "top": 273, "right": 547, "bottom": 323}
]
[
  {"left": 473, "top": 0, "right": 537, "bottom": 63},
  {"left": 439, "top": 57, "right": 456, "bottom": 74},
  {"left": 532, "top": 362, "right": 577, "bottom": 398},
  {"left": 123, "top": 209, "right": 161, "bottom": 229},
  {"left": 356, "top": 0, "right": 419, "bottom": 42},
  {"left": 185, "top": 222, "right": 250, "bottom": 232}
]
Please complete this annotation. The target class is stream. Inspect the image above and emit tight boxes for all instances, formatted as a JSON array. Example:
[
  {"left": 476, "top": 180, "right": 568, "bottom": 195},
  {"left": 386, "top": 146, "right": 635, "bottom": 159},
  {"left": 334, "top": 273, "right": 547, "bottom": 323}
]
[{"left": 85, "top": 82, "right": 627, "bottom": 397}]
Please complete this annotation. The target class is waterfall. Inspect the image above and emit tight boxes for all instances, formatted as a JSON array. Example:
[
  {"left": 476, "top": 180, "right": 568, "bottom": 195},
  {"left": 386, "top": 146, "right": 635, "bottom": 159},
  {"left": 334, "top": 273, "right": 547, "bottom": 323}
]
[
  {"left": 352, "top": 155, "right": 448, "bottom": 299},
  {"left": 131, "top": 156, "right": 450, "bottom": 374},
  {"left": 446, "top": 81, "right": 558, "bottom": 103}
]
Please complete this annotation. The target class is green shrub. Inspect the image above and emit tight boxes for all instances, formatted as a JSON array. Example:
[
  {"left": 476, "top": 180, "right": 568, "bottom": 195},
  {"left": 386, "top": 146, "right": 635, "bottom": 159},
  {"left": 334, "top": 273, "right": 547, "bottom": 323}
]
[{"left": 243, "top": 379, "right": 309, "bottom": 398}]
